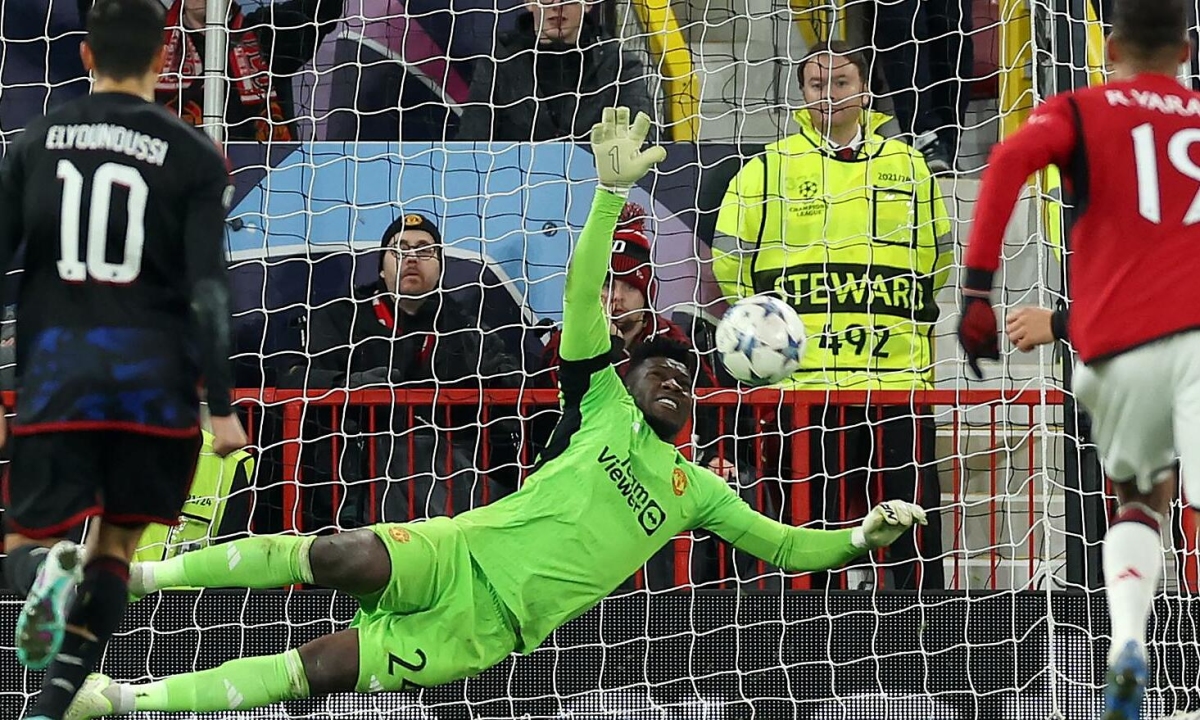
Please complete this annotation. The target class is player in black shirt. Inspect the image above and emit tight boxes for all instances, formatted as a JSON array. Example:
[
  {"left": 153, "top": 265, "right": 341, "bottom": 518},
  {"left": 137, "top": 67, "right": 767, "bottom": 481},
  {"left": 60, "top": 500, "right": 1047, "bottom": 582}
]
[{"left": 0, "top": 1, "right": 246, "bottom": 717}]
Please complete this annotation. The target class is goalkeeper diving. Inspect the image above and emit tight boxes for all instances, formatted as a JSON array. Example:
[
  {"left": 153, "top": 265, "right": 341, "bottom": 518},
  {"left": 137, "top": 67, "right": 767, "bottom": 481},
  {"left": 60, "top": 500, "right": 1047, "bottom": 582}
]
[{"left": 66, "top": 108, "right": 926, "bottom": 718}]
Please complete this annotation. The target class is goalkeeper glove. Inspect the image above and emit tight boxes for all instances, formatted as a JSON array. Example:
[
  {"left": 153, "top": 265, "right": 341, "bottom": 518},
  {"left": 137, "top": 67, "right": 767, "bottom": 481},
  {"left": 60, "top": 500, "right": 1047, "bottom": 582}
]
[
  {"left": 957, "top": 268, "right": 1000, "bottom": 379},
  {"left": 851, "top": 500, "right": 928, "bottom": 550},
  {"left": 590, "top": 107, "right": 666, "bottom": 195}
]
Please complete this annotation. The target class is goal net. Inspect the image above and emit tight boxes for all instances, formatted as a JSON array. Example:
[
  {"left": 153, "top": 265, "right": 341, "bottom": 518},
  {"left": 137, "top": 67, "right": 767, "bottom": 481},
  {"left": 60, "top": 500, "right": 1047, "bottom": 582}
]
[{"left": 3, "top": 0, "right": 1200, "bottom": 717}]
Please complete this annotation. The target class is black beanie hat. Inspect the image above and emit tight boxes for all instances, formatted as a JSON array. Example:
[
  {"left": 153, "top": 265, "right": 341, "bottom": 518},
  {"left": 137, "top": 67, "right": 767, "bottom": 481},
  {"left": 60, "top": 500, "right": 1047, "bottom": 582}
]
[
  {"left": 379, "top": 213, "right": 442, "bottom": 271},
  {"left": 381, "top": 212, "right": 442, "bottom": 248}
]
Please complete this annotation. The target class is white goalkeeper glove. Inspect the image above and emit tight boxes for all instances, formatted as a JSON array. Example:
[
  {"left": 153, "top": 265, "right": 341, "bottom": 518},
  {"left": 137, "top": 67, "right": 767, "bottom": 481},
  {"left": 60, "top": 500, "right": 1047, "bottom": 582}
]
[
  {"left": 851, "top": 500, "right": 929, "bottom": 550},
  {"left": 590, "top": 107, "right": 666, "bottom": 196}
]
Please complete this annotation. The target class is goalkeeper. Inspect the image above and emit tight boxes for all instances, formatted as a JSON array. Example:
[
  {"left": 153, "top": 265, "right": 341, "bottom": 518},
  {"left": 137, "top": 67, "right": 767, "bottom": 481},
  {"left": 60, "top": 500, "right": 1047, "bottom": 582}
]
[{"left": 66, "top": 108, "right": 927, "bottom": 719}]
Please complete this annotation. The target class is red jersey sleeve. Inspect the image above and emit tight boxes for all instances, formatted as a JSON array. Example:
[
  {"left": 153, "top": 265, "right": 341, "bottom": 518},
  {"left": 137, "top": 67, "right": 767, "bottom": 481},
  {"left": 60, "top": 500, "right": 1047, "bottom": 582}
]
[{"left": 964, "top": 93, "right": 1079, "bottom": 273}]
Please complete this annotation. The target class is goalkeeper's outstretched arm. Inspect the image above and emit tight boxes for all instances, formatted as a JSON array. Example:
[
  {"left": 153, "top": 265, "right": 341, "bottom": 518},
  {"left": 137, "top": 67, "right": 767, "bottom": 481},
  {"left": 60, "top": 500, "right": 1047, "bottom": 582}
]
[
  {"left": 559, "top": 190, "right": 624, "bottom": 362},
  {"left": 695, "top": 469, "right": 927, "bottom": 572},
  {"left": 559, "top": 107, "right": 665, "bottom": 363}
]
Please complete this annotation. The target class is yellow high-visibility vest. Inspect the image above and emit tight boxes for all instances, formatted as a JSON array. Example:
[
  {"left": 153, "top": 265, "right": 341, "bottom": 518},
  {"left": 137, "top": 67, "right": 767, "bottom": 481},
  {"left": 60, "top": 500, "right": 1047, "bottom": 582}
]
[
  {"left": 713, "top": 110, "right": 953, "bottom": 390},
  {"left": 135, "top": 430, "right": 254, "bottom": 564}
]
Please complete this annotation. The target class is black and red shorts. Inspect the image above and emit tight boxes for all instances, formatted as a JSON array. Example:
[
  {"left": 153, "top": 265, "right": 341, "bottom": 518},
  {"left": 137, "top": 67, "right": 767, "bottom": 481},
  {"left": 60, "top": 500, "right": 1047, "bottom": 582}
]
[{"left": 4, "top": 430, "right": 202, "bottom": 539}]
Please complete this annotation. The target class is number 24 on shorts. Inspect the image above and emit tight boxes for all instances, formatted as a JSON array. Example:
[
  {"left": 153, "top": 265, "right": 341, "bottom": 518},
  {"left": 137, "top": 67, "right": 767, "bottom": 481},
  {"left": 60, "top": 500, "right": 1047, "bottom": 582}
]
[
  {"left": 387, "top": 649, "right": 428, "bottom": 676},
  {"left": 818, "top": 324, "right": 892, "bottom": 358}
]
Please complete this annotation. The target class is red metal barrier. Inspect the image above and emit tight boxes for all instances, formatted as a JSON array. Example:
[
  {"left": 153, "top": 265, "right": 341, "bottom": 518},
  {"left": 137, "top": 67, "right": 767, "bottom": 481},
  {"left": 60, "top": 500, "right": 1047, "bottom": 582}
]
[
  {"left": 230, "top": 387, "right": 1067, "bottom": 592},
  {"left": 9, "top": 386, "right": 1197, "bottom": 592}
]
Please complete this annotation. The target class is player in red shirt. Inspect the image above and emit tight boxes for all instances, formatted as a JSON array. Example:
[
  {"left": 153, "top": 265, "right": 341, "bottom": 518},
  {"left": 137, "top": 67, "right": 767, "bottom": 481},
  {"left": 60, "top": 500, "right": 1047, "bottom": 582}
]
[{"left": 958, "top": 0, "right": 1196, "bottom": 717}]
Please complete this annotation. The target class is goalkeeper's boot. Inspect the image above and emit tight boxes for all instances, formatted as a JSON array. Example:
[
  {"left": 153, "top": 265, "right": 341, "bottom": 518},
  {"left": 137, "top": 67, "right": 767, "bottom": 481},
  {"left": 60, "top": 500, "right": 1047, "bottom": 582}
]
[
  {"left": 1103, "top": 640, "right": 1148, "bottom": 720},
  {"left": 15, "top": 540, "right": 83, "bottom": 670},
  {"left": 64, "top": 674, "right": 132, "bottom": 720}
]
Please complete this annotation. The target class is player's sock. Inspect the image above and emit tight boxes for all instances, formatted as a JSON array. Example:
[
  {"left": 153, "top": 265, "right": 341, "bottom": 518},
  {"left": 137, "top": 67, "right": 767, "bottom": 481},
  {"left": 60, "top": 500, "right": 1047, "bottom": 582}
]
[
  {"left": 134, "top": 535, "right": 315, "bottom": 594},
  {"left": 30, "top": 556, "right": 129, "bottom": 719},
  {"left": 5, "top": 544, "right": 51, "bottom": 596},
  {"left": 129, "top": 649, "right": 310, "bottom": 712},
  {"left": 1103, "top": 504, "right": 1163, "bottom": 666}
]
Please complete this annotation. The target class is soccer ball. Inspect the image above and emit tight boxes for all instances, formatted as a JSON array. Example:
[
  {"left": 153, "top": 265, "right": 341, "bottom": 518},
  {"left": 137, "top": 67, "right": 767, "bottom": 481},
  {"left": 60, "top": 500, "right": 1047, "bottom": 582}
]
[{"left": 715, "top": 295, "right": 807, "bottom": 386}]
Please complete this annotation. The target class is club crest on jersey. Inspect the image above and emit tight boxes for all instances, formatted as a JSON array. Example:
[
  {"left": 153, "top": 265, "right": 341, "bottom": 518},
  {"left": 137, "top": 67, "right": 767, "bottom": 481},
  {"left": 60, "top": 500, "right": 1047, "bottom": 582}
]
[
  {"left": 389, "top": 527, "right": 412, "bottom": 543},
  {"left": 672, "top": 468, "right": 688, "bottom": 496}
]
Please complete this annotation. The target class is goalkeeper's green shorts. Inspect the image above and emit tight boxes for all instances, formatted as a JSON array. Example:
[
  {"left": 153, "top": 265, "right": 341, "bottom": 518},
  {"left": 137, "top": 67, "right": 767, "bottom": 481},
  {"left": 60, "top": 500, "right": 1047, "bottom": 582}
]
[{"left": 351, "top": 516, "right": 518, "bottom": 693}]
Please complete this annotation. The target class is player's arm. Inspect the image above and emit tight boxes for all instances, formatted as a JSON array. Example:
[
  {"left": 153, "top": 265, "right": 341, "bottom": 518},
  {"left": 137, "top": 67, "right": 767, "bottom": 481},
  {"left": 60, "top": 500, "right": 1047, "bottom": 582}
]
[
  {"left": 0, "top": 133, "right": 27, "bottom": 441},
  {"left": 1006, "top": 304, "right": 1069, "bottom": 351},
  {"left": 184, "top": 145, "right": 245, "bottom": 454},
  {"left": 965, "top": 94, "right": 1077, "bottom": 273},
  {"left": 560, "top": 108, "right": 665, "bottom": 362},
  {"left": 559, "top": 189, "right": 626, "bottom": 361},
  {"left": 692, "top": 467, "right": 926, "bottom": 572},
  {"left": 0, "top": 134, "right": 27, "bottom": 303},
  {"left": 1052, "top": 306, "right": 1068, "bottom": 341},
  {"left": 958, "top": 94, "right": 1078, "bottom": 377}
]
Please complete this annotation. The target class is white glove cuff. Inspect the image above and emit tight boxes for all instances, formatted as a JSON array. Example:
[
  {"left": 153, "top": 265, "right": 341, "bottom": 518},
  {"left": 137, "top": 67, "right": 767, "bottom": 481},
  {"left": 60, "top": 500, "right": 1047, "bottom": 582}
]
[
  {"left": 597, "top": 183, "right": 631, "bottom": 198},
  {"left": 851, "top": 526, "right": 869, "bottom": 550}
]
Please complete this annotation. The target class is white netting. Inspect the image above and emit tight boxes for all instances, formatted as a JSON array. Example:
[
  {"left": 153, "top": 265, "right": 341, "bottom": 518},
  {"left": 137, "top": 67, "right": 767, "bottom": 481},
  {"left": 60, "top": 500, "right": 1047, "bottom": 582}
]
[{"left": 4, "top": 0, "right": 1200, "bottom": 717}]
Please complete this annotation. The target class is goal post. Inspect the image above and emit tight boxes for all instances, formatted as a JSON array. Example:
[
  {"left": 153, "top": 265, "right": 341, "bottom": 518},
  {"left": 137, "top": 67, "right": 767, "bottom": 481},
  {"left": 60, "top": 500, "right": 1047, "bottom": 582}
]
[{"left": 1044, "top": 0, "right": 1110, "bottom": 593}]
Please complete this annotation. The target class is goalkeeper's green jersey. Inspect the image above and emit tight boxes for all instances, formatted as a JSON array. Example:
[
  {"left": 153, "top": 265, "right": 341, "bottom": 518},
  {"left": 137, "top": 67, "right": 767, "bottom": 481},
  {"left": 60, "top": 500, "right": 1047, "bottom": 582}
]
[{"left": 456, "top": 189, "right": 865, "bottom": 653}]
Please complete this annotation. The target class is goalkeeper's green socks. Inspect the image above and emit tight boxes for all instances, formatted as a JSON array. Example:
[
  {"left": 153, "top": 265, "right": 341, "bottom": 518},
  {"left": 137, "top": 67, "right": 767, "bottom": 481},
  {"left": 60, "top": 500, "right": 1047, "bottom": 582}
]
[
  {"left": 132, "top": 535, "right": 316, "bottom": 594},
  {"left": 120, "top": 650, "right": 310, "bottom": 713}
]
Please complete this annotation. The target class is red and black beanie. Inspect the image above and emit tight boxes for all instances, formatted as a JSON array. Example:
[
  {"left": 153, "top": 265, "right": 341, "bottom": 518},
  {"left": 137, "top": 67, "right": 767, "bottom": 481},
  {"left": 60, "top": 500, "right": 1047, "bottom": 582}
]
[{"left": 610, "top": 202, "right": 655, "bottom": 302}]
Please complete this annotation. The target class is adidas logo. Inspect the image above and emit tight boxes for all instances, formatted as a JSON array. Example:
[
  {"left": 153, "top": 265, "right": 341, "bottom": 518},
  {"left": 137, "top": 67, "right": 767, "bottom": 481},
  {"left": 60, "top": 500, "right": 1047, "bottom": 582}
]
[
  {"left": 223, "top": 679, "right": 244, "bottom": 708},
  {"left": 368, "top": 675, "right": 383, "bottom": 693},
  {"left": 226, "top": 545, "right": 242, "bottom": 571}
]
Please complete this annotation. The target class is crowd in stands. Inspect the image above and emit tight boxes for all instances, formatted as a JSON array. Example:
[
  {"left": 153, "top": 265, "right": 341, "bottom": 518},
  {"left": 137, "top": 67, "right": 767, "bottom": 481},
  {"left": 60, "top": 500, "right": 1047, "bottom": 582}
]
[
  {"left": 0, "top": 0, "right": 984, "bottom": 589},
  {"left": 148, "top": 0, "right": 342, "bottom": 141},
  {"left": 17, "top": 0, "right": 976, "bottom": 161},
  {"left": 455, "top": 0, "right": 655, "bottom": 141}
]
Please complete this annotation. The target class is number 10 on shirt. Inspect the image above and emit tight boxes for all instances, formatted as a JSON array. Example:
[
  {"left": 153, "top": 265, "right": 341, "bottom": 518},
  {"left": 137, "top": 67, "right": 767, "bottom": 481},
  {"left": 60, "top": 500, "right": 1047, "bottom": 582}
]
[{"left": 56, "top": 158, "right": 147, "bottom": 284}]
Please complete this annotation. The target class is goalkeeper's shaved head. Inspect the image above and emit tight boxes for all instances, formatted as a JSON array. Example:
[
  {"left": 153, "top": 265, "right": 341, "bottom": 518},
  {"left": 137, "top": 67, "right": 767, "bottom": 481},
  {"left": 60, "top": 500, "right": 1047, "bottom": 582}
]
[{"left": 1110, "top": 0, "right": 1189, "bottom": 66}]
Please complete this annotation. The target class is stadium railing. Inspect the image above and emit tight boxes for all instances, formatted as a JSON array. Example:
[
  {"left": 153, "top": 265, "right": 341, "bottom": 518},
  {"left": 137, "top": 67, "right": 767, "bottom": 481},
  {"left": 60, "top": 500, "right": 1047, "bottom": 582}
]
[{"left": 227, "top": 387, "right": 1100, "bottom": 592}]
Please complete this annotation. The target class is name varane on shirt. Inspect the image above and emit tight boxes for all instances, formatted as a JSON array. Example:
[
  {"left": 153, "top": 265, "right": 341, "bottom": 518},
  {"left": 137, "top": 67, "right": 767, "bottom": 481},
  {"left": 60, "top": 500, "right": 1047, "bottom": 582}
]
[{"left": 1105, "top": 88, "right": 1200, "bottom": 117}]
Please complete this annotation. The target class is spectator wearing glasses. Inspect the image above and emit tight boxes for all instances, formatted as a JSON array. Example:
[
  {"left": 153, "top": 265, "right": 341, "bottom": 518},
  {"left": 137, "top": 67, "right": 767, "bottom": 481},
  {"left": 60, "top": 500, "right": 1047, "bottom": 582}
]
[
  {"left": 283, "top": 214, "right": 523, "bottom": 526},
  {"left": 455, "top": 0, "right": 656, "bottom": 142}
]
